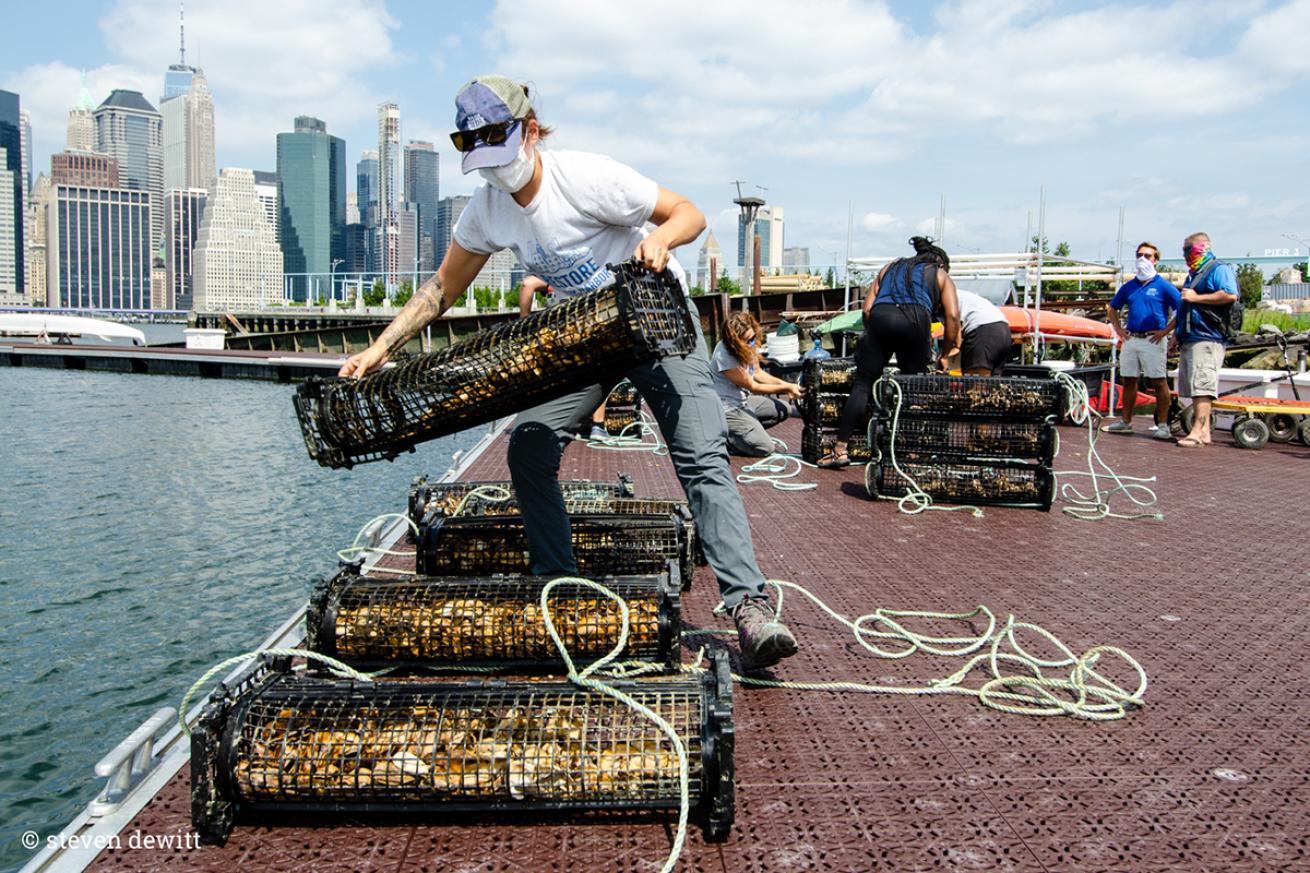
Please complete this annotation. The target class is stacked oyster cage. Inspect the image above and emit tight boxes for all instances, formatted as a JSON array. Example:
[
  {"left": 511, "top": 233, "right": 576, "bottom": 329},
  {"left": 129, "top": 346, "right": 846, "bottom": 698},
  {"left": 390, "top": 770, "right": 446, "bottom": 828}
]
[
  {"left": 193, "top": 474, "right": 731, "bottom": 844},
  {"left": 800, "top": 357, "right": 874, "bottom": 463},
  {"left": 602, "top": 379, "right": 644, "bottom": 435},
  {"left": 293, "top": 260, "right": 696, "bottom": 469},
  {"left": 867, "top": 372, "right": 1066, "bottom": 510}
]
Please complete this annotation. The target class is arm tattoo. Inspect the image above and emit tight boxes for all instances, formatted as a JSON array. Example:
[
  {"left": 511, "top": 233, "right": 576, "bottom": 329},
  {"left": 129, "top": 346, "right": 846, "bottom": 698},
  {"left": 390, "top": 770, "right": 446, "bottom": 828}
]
[{"left": 378, "top": 274, "right": 447, "bottom": 355}]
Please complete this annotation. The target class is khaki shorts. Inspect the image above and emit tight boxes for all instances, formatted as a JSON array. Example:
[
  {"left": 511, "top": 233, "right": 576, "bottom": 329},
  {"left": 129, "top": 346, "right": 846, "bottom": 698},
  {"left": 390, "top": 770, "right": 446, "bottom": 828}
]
[
  {"left": 1119, "top": 335, "right": 1168, "bottom": 380},
  {"left": 1178, "top": 340, "right": 1224, "bottom": 398}
]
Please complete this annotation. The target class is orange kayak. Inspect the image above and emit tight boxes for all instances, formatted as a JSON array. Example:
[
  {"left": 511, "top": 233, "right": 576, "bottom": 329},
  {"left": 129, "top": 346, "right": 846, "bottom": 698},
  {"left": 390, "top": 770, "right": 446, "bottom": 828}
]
[{"left": 933, "top": 307, "right": 1113, "bottom": 341}]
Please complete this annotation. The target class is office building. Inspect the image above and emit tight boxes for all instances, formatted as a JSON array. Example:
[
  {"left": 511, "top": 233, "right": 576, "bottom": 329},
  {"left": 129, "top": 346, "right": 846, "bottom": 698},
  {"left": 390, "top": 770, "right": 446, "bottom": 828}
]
[
  {"left": 66, "top": 78, "right": 97, "bottom": 152},
  {"left": 398, "top": 202, "right": 419, "bottom": 279},
  {"left": 162, "top": 5, "right": 195, "bottom": 101},
  {"left": 695, "top": 230, "right": 722, "bottom": 289},
  {"left": 51, "top": 152, "right": 120, "bottom": 187},
  {"left": 376, "top": 103, "right": 401, "bottom": 277},
  {"left": 162, "top": 68, "right": 215, "bottom": 192},
  {"left": 737, "top": 204, "right": 785, "bottom": 271},
  {"left": 94, "top": 89, "right": 163, "bottom": 255},
  {"left": 1, "top": 90, "right": 24, "bottom": 299},
  {"left": 346, "top": 191, "right": 359, "bottom": 226},
  {"left": 252, "top": 170, "right": 278, "bottom": 238},
  {"left": 434, "top": 194, "right": 469, "bottom": 268},
  {"left": 166, "top": 187, "right": 206, "bottom": 310},
  {"left": 356, "top": 149, "right": 378, "bottom": 270},
  {"left": 782, "top": 246, "right": 810, "bottom": 274},
  {"left": 25, "top": 173, "right": 49, "bottom": 305},
  {"left": 193, "top": 168, "right": 282, "bottom": 310},
  {"left": 46, "top": 184, "right": 153, "bottom": 308},
  {"left": 403, "top": 140, "right": 439, "bottom": 271},
  {"left": 344, "top": 222, "right": 368, "bottom": 274},
  {"left": 275, "top": 116, "right": 345, "bottom": 300}
]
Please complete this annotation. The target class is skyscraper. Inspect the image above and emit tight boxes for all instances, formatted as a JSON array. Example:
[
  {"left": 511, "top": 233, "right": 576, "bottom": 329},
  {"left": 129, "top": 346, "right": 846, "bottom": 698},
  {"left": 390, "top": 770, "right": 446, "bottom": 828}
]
[
  {"left": 47, "top": 184, "right": 152, "bottom": 308},
  {"left": 276, "top": 116, "right": 345, "bottom": 301},
  {"left": 736, "top": 204, "right": 785, "bottom": 271},
  {"left": 163, "top": 4, "right": 195, "bottom": 101},
  {"left": 252, "top": 170, "right": 278, "bottom": 238},
  {"left": 162, "top": 68, "right": 215, "bottom": 192},
  {"left": 356, "top": 149, "right": 378, "bottom": 272},
  {"left": 193, "top": 169, "right": 282, "bottom": 311},
  {"left": 166, "top": 187, "right": 206, "bottom": 309},
  {"left": 51, "top": 152, "right": 120, "bottom": 187},
  {"left": 434, "top": 194, "right": 469, "bottom": 269},
  {"left": 94, "top": 89, "right": 163, "bottom": 256},
  {"left": 782, "top": 246, "right": 809, "bottom": 274},
  {"left": 695, "top": 230, "right": 722, "bottom": 290},
  {"left": 403, "top": 140, "right": 439, "bottom": 272},
  {"left": 19, "top": 109, "right": 31, "bottom": 197},
  {"left": 376, "top": 103, "right": 401, "bottom": 278},
  {"left": 66, "top": 77, "right": 97, "bottom": 152},
  {"left": 397, "top": 201, "right": 419, "bottom": 278},
  {"left": 0, "top": 90, "right": 23, "bottom": 299},
  {"left": 25, "top": 172, "right": 49, "bottom": 305}
]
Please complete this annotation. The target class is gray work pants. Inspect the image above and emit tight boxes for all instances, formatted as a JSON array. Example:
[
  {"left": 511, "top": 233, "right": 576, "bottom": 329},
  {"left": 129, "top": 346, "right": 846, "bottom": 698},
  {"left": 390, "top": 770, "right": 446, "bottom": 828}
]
[
  {"left": 506, "top": 326, "right": 768, "bottom": 608},
  {"left": 724, "top": 395, "right": 789, "bottom": 457}
]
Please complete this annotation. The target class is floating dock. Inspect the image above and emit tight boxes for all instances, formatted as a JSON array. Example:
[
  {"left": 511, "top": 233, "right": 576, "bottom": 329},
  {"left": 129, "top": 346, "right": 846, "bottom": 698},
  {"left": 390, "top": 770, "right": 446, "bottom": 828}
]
[
  {"left": 20, "top": 415, "right": 1310, "bottom": 872},
  {"left": 1, "top": 342, "right": 345, "bottom": 382}
]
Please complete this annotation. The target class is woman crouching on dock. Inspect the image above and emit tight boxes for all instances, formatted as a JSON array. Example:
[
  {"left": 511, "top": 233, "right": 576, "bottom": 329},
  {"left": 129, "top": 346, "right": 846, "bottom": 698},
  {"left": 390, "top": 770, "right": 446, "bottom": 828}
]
[{"left": 338, "top": 75, "right": 798, "bottom": 671}]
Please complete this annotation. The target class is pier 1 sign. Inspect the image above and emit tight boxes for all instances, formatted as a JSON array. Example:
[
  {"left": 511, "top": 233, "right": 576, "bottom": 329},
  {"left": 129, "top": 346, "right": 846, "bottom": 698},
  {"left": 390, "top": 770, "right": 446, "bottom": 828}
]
[{"left": 1263, "top": 248, "right": 1303, "bottom": 257}]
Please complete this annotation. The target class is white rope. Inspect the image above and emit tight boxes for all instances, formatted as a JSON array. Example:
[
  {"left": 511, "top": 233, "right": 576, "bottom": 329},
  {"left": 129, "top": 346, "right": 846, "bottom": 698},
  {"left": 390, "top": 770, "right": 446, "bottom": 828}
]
[
  {"left": 735, "top": 438, "right": 818, "bottom": 491},
  {"left": 585, "top": 410, "right": 667, "bottom": 455}
]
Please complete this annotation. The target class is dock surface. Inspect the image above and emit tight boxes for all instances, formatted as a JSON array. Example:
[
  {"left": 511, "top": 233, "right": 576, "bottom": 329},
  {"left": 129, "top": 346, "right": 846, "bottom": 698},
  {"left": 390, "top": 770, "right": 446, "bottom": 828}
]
[{"left": 79, "top": 417, "right": 1310, "bottom": 872}]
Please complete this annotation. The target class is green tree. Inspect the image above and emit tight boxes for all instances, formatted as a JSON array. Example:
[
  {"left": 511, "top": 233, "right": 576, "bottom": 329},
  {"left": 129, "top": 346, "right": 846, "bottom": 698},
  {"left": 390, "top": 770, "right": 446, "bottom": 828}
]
[
  {"left": 394, "top": 280, "right": 414, "bottom": 306},
  {"left": 1235, "top": 263, "right": 1264, "bottom": 308},
  {"left": 825, "top": 266, "right": 836, "bottom": 287},
  {"left": 716, "top": 275, "right": 741, "bottom": 296},
  {"left": 689, "top": 285, "right": 705, "bottom": 297},
  {"left": 363, "top": 279, "right": 387, "bottom": 306}
]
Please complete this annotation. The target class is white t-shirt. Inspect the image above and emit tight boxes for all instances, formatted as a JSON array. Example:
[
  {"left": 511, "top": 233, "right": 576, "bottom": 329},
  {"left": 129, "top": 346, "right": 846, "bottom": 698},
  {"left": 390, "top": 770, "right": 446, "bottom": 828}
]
[
  {"left": 453, "top": 149, "right": 688, "bottom": 299},
  {"left": 956, "top": 288, "right": 1008, "bottom": 334},
  {"left": 710, "top": 341, "right": 753, "bottom": 409}
]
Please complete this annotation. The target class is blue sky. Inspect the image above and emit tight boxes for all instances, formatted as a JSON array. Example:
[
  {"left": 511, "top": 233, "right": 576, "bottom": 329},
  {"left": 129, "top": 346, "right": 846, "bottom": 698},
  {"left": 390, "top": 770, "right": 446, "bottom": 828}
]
[{"left": 5, "top": 0, "right": 1310, "bottom": 274}]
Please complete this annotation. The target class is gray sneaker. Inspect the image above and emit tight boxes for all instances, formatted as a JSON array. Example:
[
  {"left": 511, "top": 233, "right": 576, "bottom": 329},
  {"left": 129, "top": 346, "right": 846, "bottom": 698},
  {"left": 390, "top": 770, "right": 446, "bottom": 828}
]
[
  {"left": 1152, "top": 422, "right": 1175, "bottom": 440},
  {"left": 731, "top": 596, "right": 798, "bottom": 671},
  {"left": 1102, "top": 420, "right": 1134, "bottom": 434}
]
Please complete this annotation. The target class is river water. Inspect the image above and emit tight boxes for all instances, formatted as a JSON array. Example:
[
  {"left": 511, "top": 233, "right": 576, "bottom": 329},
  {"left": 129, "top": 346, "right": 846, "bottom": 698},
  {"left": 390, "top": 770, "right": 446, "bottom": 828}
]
[{"left": 0, "top": 367, "right": 485, "bottom": 872}]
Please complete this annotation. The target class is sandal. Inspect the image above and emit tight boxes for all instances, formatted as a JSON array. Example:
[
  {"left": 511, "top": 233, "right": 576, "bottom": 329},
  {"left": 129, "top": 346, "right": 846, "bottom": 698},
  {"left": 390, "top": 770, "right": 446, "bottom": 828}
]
[
  {"left": 816, "top": 450, "right": 851, "bottom": 469},
  {"left": 1176, "top": 437, "right": 1206, "bottom": 448}
]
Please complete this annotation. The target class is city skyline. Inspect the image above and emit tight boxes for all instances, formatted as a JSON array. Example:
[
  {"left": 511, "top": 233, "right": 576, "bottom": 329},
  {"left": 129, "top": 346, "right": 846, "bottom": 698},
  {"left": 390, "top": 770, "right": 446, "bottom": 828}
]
[{"left": 3, "top": 0, "right": 1310, "bottom": 276}]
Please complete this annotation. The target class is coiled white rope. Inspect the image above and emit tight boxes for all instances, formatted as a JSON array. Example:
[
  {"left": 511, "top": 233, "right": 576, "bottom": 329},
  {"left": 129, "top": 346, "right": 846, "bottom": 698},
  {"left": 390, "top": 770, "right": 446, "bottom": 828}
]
[
  {"left": 585, "top": 410, "right": 668, "bottom": 455},
  {"left": 1050, "top": 371, "right": 1164, "bottom": 521},
  {"left": 335, "top": 512, "right": 419, "bottom": 570},
  {"left": 735, "top": 438, "right": 818, "bottom": 491}
]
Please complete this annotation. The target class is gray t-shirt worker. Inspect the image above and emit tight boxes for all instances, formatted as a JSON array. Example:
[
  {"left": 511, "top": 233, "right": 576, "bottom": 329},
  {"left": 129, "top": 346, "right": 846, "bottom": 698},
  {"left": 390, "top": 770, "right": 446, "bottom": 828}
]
[{"left": 710, "top": 339, "right": 799, "bottom": 457}]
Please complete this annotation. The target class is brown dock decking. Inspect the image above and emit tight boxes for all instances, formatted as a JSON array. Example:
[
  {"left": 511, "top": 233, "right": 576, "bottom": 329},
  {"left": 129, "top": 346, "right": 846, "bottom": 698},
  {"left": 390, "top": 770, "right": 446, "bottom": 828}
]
[{"left": 84, "top": 417, "right": 1310, "bottom": 872}]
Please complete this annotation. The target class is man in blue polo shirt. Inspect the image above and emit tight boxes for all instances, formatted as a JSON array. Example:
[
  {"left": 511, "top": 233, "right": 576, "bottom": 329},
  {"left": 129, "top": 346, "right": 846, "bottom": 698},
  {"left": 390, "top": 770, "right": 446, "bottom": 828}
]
[
  {"left": 1105, "top": 241, "right": 1180, "bottom": 438},
  {"left": 1173, "top": 231, "right": 1239, "bottom": 447}
]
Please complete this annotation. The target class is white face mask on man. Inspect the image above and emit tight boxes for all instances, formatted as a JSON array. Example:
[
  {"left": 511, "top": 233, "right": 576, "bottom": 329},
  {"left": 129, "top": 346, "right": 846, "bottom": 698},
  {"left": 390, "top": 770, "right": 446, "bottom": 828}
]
[
  {"left": 478, "top": 140, "right": 536, "bottom": 193},
  {"left": 1134, "top": 255, "right": 1157, "bottom": 283}
]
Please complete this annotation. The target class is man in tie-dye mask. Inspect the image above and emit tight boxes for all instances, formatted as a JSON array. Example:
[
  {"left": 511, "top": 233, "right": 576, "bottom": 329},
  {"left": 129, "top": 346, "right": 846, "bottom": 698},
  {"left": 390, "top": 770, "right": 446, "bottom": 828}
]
[{"left": 1173, "top": 232, "right": 1239, "bottom": 447}]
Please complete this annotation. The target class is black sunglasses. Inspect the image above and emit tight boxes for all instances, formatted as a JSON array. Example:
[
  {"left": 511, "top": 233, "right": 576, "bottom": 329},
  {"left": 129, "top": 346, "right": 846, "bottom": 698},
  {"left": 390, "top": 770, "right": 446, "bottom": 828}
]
[
  {"left": 449, "top": 120, "right": 519, "bottom": 153},
  {"left": 1136, "top": 251, "right": 1158, "bottom": 261}
]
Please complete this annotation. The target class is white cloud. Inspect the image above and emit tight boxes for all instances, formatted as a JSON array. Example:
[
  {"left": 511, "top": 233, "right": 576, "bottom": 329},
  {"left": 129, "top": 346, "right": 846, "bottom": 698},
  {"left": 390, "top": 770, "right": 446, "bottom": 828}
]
[{"left": 861, "top": 212, "right": 900, "bottom": 231}]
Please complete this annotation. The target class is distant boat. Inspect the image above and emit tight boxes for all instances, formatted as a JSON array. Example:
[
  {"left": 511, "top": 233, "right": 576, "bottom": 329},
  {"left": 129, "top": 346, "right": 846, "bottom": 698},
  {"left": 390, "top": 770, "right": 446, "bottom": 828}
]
[{"left": 0, "top": 313, "right": 146, "bottom": 346}]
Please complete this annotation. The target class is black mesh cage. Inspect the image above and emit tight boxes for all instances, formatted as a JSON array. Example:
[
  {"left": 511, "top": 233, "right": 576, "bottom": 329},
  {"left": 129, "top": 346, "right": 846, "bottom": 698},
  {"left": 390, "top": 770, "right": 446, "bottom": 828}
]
[
  {"left": 191, "top": 652, "right": 734, "bottom": 845},
  {"left": 408, "top": 475, "right": 635, "bottom": 528},
  {"left": 869, "top": 460, "right": 1055, "bottom": 510},
  {"left": 874, "top": 418, "right": 1057, "bottom": 465},
  {"left": 603, "top": 380, "right": 642, "bottom": 435},
  {"left": 294, "top": 262, "right": 696, "bottom": 469},
  {"left": 416, "top": 512, "right": 695, "bottom": 586},
  {"left": 801, "top": 356, "right": 856, "bottom": 394},
  {"left": 800, "top": 425, "right": 873, "bottom": 464},
  {"left": 874, "top": 372, "right": 1066, "bottom": 421},
  {"left": 305, "top": 564, "right": 682, "bottom": 672},
  {"left": 803, "top": 391, "right": 873, "bottom": 430}
]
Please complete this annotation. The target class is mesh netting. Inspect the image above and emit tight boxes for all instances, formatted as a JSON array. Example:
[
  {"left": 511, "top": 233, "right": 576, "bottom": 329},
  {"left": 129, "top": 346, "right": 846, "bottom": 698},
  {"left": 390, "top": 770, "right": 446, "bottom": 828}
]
[
  {"left": 409, "top": 476, "right": 634, "bottom": 527},
  {"left": 801, "top": 356, "right": 856, "bottom": 394},
  {"left": 306, "top": 568, "right": 680, "bottom": 670},
  {"left": 869, "top": 460, "right": 1054, "bottom": 509},
  {"left": 876, "top": 418, "right": 1057, "bottom": 464},
  {"left": 191, "top": 654, "right": 734, "bottom": 843},
  {"left": 800, "top": 425, "right": 873, "bottom": 463},
  {"left": 803, "top": 391, "right": 873, "bottom": 430},
  {"left": 416, "top": 513, "right": 693, "bottom": 585},
  {"left": 875, "top": 373, "right": 1066, "bottom": 420},
  {"left": 603, "top": 380, "right": 642, "bottom": 435},
  {"left": 295, "top": 262, "right": 695, "bottom": 469}
]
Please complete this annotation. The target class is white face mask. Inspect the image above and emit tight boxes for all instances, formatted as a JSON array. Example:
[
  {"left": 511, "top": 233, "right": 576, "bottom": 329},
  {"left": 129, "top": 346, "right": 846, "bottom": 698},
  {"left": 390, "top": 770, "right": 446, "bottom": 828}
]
[
  {"left": 478, "top": 139, "right": 535, "bottom": 193},
  {"left": 1134, "top": 255, "right": 1157, "bottom": 282}
]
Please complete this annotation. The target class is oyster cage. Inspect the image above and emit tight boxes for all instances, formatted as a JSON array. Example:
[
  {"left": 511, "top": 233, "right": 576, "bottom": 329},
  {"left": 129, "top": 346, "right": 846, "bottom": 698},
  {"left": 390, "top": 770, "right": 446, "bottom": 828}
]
[
  {"left": 801, "top": 356, "right": 856, "bottom": 394},
  {"left": 294, "top": 261, "right": 696, "bottom": 469},
  {"left": 874, "top": 372, "right": 1067, "bottom": 421},
  {"left": 868, "top": 459, "right": 1055, "bottom": 510},
  {"left": 191, "top": 651, "right": 734, "bottom": 845},
  {"left": 409, "top": 474, "right": 635, "bottom": 528},
  {"left": 603, "top": 380, "right": 643, "bottom": 435},
  {"left": 305, "top": 563, "right": 683, "bottom": 672},
  {"left": 800, "top": 424, "right": 873, "bottom": 464},
  {"left": 803, "top": 391, "right": 874, "bottom": 430},
  {"left": 416, "top": 512, "right": 696, "bottom": 587},
  {"left": 874, "top": 418, "right": 1057, "bottom": 465}
]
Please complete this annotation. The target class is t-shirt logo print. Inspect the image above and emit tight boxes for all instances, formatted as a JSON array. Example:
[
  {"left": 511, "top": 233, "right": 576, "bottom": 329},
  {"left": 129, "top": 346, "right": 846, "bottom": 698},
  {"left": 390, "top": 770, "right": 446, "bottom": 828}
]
[{"left": 528, "top": 244, "right": 613, "bottom": 296}]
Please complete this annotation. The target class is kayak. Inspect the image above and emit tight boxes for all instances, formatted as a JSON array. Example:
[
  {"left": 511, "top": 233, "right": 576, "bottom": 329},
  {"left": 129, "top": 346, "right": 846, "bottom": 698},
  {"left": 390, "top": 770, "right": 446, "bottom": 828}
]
[{"left": 931, "top": 307, "right": 1113, "bottom": 341}]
